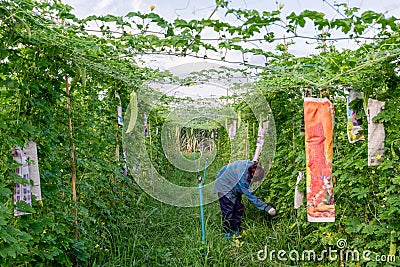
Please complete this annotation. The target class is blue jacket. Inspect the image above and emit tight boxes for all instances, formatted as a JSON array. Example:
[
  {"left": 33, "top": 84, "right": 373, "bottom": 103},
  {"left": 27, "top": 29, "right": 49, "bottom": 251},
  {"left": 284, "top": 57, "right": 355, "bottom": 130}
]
[{"left": 214, "top": 160, "right": 271, "bottom": 211}]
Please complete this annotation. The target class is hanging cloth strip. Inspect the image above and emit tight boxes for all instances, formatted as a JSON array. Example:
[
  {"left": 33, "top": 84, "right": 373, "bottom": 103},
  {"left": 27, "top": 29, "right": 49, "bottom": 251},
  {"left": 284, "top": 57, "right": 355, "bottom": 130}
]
[
  {"left": 294, "top": 171, "right": 304, "bottom": 209},
  {"left": 228, "top": 120, "right": 237, "bottom": 140},
  {"left": 115, "top": 92, "right": 124, "bottom": 126},
  {"left": 304, "top": 97, "right": 335, "bottom": 222},
  {"left": 346, "top": 90, "right": 365, "bottom": 143},
  {"left": 143, "top": 114, "right": 149, "bottom": 137},
  {"left": 24, "top": 139, "right": 42, "bottom": 201},
  {"left": 252, "top": 119, "right": 269, "bottom": 162},
  {"left": 367, "top": 98, "right": 385, "bottom": 166},
  {"left": 122, "top": 148, "right": 127, "bottom": 176},
  {"left": 12, "top": 146, "right": 32, "bottom": 216},
  {"left": 126, "top": 91, "right": 138, "bottom": 134}
]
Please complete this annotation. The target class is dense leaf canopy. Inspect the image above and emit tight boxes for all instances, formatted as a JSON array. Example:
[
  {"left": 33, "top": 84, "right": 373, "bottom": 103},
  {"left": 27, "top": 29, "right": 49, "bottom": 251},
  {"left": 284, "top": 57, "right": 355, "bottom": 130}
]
[{"left": 0, "top": 0, "right": 399, "bottom": 266}]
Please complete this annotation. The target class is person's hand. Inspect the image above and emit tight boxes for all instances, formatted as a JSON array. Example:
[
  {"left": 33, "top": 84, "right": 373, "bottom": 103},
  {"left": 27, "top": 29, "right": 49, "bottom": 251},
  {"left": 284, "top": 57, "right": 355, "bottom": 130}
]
[{"left": 266, "top": 206, "right": 276, "bottom": 216}]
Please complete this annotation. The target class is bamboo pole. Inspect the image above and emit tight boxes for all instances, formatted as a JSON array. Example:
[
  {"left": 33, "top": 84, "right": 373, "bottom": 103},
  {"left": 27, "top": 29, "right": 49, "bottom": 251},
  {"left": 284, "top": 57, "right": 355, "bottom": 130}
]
[
  {"left": 149, "top": 120, "right": 153, "bottom": 178},
  {"left": 246, "top": 121, "right": 249, "bottom": 159},
  {"left": 177, "top": 126, "right": 181, "bottom": 152},
  {"left": 65, "top": 75, "right": 78, "bottom": 242},
  {"left": 283, "top": 35, "right": 287, "bottom": 53},
  {"left": 115, "top": 129, "right": 119, "bottom": 185},
  {"left": 115, "top": 91, "right": 120, "bottom": 185},
  {"left": 283, "top": 36, "right": 296, "bottom": 165},
  {"left": 322, "top": 28, "right": 327, "bottom": 53},
  {"left": 237, "top": 110, "right": 241, "bottom": 130}
]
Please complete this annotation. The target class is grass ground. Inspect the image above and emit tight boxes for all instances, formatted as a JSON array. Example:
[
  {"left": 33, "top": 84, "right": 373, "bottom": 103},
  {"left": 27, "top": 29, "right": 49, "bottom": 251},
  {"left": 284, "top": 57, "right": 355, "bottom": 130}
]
[
  {"left": 88, "top": 181, "right": 322, "bottom": 267},
  {"left": 84, "top": 155, "right": 366, "bottom": 267},
  {"left": 94, "top": 200, "right": 271, "bottom": 266}
]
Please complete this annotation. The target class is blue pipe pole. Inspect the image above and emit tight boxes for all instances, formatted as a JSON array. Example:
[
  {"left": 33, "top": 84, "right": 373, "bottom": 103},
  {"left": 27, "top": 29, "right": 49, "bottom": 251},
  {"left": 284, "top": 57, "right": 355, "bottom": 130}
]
[
  {"left": 198, "top": 177, "right": 206, "bottom": 256},
  {"left": 193, "top": 151, "right": 206, "bottom": 256}
]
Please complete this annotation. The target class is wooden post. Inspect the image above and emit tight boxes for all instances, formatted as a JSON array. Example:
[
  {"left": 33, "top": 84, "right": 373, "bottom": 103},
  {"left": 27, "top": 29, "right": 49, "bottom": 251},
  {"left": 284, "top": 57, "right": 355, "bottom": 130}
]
[
  {"left": 217, "top": 129, "right": 220, "bottom": 152},
  {"left": 115, "top": 129, "right": 119, "bottom": 185},
  {"left": 283, "top": 35, "right": 287, "bottom": 52},
  {"left": 290, "top": 89, "right": 296, "bottom": 166},
  {"left": 237, "top": 110, "right": 241, "bottom": 130},
  {"left": 177, "top": 126, "right": 181, "bottom": 152},
  {"left": 149, "top": 121, "right": 152, "bottom": 159},
  {"left": 245, "top": 121, "right": 249, "bottom": 159},
  {"left": 283, "top": 35, "right": 296, "bottom": 165},
  {"left": 115, "top": 91, "right": 121, "bottom": 185},
  {"left": 65, "top": 75, "right": 78, "bottom": 246},
  {"left": 149, "top": 120, "right": 153, "bottom": 178},
  {"left": 322, "top": 28, "right": 327, "bottom": 53}
]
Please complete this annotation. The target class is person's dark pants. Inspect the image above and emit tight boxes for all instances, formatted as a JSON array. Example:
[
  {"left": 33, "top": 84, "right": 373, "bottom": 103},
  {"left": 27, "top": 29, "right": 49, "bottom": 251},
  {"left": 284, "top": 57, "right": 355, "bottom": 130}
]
[{"left": 218, "top": 193, "right": 245, "bottom": 233}]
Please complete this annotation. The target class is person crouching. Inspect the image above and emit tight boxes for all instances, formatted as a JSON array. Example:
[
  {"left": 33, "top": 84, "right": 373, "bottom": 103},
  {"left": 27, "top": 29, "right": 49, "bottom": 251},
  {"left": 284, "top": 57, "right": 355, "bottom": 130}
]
[{"left": 214, "top": 160, "right": 276, "bottom": 238}]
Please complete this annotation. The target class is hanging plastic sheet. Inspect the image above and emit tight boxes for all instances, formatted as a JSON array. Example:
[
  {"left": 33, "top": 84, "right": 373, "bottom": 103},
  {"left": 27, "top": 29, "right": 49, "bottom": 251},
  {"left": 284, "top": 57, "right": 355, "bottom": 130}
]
[
  {"left": 126, "top": 91, "right": 138, "bottom": 134},
  {"left": 304, "top": 97, "right": 335, "bottom": 222},
  {"left": 12, "top": 147, "right": 32, "bottom": 216},
  {"left": 122, "top": 148, "right": 127, "bottom": 176},
  {"left": 117, "top": 106, "right": 123, "bottom": 126},
  {"left": 367, "top": 98, "right": 385, "bottom": 166},
  {"left": 346, "top": 90, "right": 365, "bottom": 143},
  {"left": 294, "top": 171, "right": 304, "bottom": 209},
  {"left": 24, "top": 140, "right": 42, "bottom": 201},
  {"left": 252, "top": 119, "right": 269, "bottom": 162},
  {"left": 228, "top": 120, "right": 237, "bottom": 140},
  {"left": 115, "top": 92, "right": 124, "bottom": 126}
]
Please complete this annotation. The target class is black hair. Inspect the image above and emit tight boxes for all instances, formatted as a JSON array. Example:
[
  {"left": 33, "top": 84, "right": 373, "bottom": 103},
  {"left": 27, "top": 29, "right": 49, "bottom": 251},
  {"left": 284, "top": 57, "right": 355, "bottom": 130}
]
[{"left": 248, "top": 161, "right": 265, "bottom": 182}]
